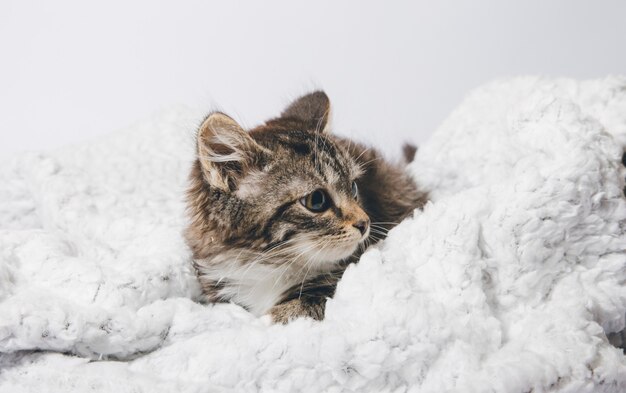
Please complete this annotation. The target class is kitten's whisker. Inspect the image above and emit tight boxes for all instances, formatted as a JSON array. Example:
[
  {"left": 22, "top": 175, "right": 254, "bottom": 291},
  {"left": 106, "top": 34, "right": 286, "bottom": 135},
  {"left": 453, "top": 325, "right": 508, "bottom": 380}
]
[
  {"left": 358, "top": 234, "right": 371, "bottom": 255},
  {"left": 359, "top": 157, "right": 383, "bottom": 167},
  {"left": 317, "top": 133, "right": 329, "bottom": 173},
  {"left": 313, "top": 122, "right": 321, "bottom": 171},
  {"left": 368, "top": 235, "right": 384, "bottom": 243},
  {"left": 369, "top": 228, "right": 389, "bottom": 236},
  {"left": 368, "top": 236, "right": 386, "bottom": 244},
  {"left": 241, "top": 239, "right": 319, "bottom": 299},
  {"left": 222, "top": 246, "right": 249, "bottom": 285},
  {"left": 242, "top": 238, "right": 300, "bottom": 269},
  {"left": 268, "top": 239, "right": 321, "bottom": 291},
  {"left": 298, "top": 239, "right": 331, "bottom": 299},
  {"left": 369, "top": 227, "right": 392, "bottom": 236},
  {"left": 354, "top": 146, "right": 372, "bottom": 162},
  {"left": 235, "top": 237, "right": 309, "bottom": 296},
  {"left": 300, "top": 238, "right": 330, "bottom": 275}
]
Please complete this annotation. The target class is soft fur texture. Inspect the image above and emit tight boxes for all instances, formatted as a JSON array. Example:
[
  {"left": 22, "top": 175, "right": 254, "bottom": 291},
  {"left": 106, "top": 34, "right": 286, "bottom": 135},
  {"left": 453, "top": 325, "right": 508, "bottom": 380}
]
[
  {"left": 186, "top": 92, "right": 426, "bottom": 322},
  {"left": 1, "top": 77, "right": 625, "bottom": 392}
]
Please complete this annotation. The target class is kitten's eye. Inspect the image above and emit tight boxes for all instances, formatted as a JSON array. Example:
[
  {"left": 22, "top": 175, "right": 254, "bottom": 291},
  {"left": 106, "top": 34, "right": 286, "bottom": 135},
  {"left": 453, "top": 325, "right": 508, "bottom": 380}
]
[
  {"left": 351, "top": 181, "right": 358, "bottom": 200},
  {"left": 300, "top": 189, "right": 331, "bottom": 212}
]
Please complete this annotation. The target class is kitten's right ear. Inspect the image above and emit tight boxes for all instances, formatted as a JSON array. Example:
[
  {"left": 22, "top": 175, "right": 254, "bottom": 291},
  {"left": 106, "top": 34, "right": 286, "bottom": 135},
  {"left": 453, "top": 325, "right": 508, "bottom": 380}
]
[
  {"left": 281, "top": 91, "right": 331, "bottom": 133},
  {"left": 196, "top": 112, "right": 264, "bottom": 191}
]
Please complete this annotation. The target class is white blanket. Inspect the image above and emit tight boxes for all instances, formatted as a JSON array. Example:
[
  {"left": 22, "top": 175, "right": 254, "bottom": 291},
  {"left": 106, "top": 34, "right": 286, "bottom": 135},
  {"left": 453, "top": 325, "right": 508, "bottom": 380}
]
[{"left": 1, "top": 77, "right": 625, "bottom": 392}]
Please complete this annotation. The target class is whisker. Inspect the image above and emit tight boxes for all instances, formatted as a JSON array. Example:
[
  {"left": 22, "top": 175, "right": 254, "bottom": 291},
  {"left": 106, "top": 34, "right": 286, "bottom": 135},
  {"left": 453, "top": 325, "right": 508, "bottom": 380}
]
[
  {"left": 369, "top": 228, "right": 389, "bottom": 235},
  {"left": 235, "top": 237, "right": 306, "bottom": 297},
  {"left": 269, "top": 239, "right": 321, "bottom": 290},
  {"left": 239, "top": 239, "right": 320, "bottom": 300},
  {"left": 359, "top": 156, "right": 383, "bottom": 167},
  {"left": 298, "top": 239, "right": 331, "bottom": 298},
  {"left": 354, "top": 146, "right": 372, "bottom": 163},
  {"left": 367, "top": 234, "right": 385, "bottom": 242}
]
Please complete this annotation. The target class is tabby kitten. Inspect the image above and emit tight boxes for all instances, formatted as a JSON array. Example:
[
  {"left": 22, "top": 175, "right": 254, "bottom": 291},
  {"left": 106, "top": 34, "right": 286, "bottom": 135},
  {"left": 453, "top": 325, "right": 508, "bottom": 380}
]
[{"left": 185, "top": 91, "right": 427, "bottom": 323}]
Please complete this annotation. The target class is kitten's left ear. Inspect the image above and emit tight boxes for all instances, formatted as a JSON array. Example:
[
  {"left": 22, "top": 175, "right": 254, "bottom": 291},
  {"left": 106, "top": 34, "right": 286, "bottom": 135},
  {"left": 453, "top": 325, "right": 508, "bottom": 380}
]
[
  {"left": 196, "top": 112, "right": 265, "bottom": 191},
  {"left": 281, "top": 91, "right": 331, "bottom": 133}
]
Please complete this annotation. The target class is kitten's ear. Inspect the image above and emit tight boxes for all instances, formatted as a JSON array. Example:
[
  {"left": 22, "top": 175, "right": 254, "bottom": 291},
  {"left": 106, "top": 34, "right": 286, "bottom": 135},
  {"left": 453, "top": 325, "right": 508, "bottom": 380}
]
[
  {"left": 281, "top": 91, "right": 331, "bottom": 133},
  {"left": 196, "top": 112, "right": 264, "bottom": 191}
]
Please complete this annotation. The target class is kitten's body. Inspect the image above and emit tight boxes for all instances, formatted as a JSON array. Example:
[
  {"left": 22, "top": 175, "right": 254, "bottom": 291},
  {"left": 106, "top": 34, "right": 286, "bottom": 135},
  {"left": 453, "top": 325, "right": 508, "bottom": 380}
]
[{"left": 186, "top": 92, "right": 427, "bottom": 322}]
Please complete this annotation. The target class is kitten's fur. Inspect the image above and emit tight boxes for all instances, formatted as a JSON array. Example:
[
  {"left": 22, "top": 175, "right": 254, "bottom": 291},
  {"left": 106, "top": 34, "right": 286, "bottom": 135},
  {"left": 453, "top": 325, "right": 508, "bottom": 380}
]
[{"left": 185, "top": 91, "right": 427, "bottom": 323}]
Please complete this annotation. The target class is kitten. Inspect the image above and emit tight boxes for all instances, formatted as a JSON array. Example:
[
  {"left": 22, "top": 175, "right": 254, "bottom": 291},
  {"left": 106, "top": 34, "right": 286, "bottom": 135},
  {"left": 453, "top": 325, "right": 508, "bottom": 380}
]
[{"left": 185, "top": 91, "right": 427, "bottom": 323}]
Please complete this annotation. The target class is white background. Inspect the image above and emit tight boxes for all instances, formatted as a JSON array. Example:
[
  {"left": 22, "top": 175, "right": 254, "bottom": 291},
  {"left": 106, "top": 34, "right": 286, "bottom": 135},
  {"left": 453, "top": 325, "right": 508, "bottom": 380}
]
[{"left": 2, "top": 1, "right": 625, "bottom": 158}]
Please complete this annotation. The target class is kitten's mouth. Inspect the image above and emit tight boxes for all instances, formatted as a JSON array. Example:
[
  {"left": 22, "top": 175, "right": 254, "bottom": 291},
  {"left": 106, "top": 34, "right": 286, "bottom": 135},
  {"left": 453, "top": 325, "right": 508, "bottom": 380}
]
[{"left": 290, "top": 236, "right": 363, "bottom": 269}]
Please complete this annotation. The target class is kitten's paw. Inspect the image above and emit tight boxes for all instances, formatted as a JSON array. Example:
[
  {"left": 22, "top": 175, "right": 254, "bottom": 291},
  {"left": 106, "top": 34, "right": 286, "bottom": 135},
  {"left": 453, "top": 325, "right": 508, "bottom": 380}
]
[
  {"left": 268, "top": 299, "right": 325, "bottom": 324},
  {"left": 268, "top": 302, "right": 299, "bottom": 324}
]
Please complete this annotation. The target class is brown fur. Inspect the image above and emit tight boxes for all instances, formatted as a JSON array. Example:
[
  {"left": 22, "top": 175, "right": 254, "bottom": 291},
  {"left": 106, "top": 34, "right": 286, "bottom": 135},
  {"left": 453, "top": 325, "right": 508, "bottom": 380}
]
[{"left": 185, "top": 91, "right": 428, "bottom": 323}]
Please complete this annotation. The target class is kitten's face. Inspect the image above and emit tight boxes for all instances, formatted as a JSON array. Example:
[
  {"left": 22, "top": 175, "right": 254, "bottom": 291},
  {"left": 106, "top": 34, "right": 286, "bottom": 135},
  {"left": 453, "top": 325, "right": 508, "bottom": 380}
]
[
  {"left": 238, "top": 129, "right": 369, "bottom": 266},
  {"left": 191, "top": 92, "right": 370, "bottom": 270}
]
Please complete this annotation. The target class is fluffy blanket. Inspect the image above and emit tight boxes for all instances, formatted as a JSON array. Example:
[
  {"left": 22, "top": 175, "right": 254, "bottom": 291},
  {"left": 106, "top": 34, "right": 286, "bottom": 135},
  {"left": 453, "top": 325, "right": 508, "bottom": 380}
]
[{"left": 1, "top": 77, "right": 625, "bottom": 393}]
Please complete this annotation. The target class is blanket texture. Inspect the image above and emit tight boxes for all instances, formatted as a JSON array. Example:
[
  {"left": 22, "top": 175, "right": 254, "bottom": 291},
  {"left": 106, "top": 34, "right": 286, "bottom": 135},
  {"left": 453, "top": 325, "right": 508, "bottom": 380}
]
[{"left": 1, "top": 77, "right": 625, "bottom": 392}]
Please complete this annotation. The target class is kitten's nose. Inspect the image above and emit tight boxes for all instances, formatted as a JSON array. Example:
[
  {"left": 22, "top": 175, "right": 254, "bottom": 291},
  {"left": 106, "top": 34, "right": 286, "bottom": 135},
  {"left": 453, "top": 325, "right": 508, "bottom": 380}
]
[{"left": 353, "top": 219, "right": 369, "bottom": 236}]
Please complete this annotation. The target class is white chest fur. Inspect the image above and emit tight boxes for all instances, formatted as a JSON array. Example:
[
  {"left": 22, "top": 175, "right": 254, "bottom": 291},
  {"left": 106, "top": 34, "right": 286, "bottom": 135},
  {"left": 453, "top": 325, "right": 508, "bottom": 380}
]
[{"left": 196, "top": 250, "right": 318, "bottom": 316}]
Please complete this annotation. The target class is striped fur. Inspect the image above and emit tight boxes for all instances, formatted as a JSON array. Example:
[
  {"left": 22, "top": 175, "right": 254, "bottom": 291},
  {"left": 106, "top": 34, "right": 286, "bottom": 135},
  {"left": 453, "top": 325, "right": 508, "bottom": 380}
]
[{"left": 185, "top": 91, "right": 428, "bottom": 323}]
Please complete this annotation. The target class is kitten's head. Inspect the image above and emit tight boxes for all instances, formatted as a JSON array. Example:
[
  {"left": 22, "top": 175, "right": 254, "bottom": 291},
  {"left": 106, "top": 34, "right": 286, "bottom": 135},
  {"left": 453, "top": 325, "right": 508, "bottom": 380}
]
[{"left": 188, "top": 91, "right": 370, "bottom": 270}]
